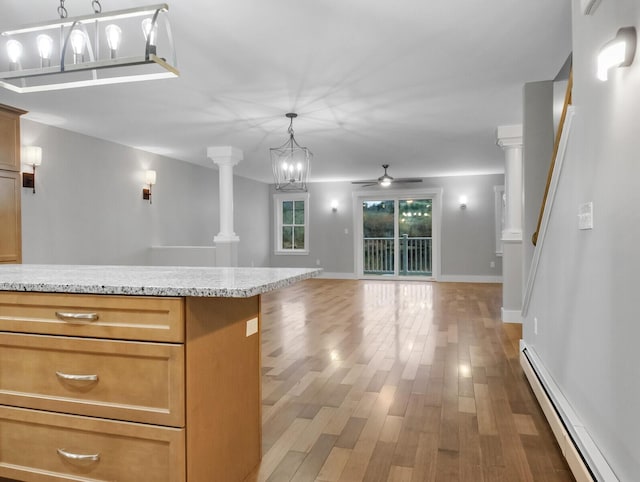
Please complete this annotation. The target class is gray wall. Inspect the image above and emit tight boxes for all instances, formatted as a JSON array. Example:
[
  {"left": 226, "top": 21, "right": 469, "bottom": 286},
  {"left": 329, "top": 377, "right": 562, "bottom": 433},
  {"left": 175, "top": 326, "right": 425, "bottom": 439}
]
[
  {"left": 20, "top": 119, "right": 270, "bottom": 267},
  {"left": 523, "top": 81, "right": 554, "bottom": 284},
  {"left": 269, "top": 173, "right": 504, "bottom": 279},
  {"left": 268, "top": 182, "right": 355, "bottom": 274},
  {"left": 524, "top": 1, "right": 640, "bottom": 479}
]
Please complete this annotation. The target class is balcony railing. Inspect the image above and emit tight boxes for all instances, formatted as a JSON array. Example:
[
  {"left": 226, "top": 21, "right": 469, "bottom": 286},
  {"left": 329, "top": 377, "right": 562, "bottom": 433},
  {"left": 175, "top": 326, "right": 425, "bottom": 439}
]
[{"left": 363, "top": 235, "right": 432, "bottom": 276}]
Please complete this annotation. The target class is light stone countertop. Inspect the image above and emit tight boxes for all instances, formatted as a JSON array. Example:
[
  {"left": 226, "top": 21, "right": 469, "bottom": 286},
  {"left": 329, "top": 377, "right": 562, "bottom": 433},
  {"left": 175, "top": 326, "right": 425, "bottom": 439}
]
[{"left": 0, "top": 264, "right": 322, "bottom": 298}]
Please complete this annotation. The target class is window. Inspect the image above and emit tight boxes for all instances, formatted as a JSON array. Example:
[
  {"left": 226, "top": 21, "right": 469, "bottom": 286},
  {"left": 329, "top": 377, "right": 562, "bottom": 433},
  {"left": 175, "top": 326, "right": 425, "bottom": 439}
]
[{"left": 274, "top": 193, "right": 309, "bottom": 254}]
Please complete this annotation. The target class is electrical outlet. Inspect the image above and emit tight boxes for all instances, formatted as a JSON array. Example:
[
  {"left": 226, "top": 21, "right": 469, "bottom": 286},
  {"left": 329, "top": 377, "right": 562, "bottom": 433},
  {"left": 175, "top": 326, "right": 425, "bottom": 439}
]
[
  {"left": 578, "top": 202, "right": 593, "bottom": 230},
  {"left": 246, "top": 317, "right": 258, "bottom": 337},
  {"left": 490, "top": 261, "right": 495, "bottom": 268},
  {"left": 534, "top": 317, "right": 538, "bottom": 335},
  {"left": 316, "top": 259, "right": 321, "bottom": 266}
]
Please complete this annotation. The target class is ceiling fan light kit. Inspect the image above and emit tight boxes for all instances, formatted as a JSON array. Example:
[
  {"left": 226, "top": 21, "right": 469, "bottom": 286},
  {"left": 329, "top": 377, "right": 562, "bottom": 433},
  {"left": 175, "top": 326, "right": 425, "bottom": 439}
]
[
  {"left": 270, "top": 113, "right": 312, "bottom": 192},
  {"left": 352, "top": 164, "right": 422, "bottom": 188},
  {"left": 0, "top": 2, "right": 178, "bottom": 93}
]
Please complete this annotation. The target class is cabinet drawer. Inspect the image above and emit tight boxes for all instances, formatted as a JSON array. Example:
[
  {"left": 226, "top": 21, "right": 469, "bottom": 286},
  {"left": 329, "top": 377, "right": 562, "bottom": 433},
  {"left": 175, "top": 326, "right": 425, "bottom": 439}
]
[
  {"left": 0, "top": 292, "right": 184, "bottom": 342},
  {"left": 0, "top": 333, "right": 184, "bottom": 427},
  {"left": 0, "top": 405, "right": 185, "bottom": 482}
]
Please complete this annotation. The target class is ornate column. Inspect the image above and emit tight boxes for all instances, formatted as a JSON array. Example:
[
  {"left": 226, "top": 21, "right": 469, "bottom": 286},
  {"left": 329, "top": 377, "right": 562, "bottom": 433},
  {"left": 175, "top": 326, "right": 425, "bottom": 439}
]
[
  {"left": 207, "top": 146, "right": 243, "bottom": 267},
  {"left": 496, "top": 125, "right": 523, "bottom": 323}
]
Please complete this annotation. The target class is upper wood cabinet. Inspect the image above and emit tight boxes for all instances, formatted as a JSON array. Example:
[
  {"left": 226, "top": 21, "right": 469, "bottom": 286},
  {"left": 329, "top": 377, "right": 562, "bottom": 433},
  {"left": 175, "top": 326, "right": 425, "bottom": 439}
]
[
  {"left": 0, "top": 104, "right": 27, "bottom": 172},
  {"left": 0, "top": 170, "right": 21, "bottom": 263},
  {"left": 0, "top": 104, "right": 26, "bottom": 264}
]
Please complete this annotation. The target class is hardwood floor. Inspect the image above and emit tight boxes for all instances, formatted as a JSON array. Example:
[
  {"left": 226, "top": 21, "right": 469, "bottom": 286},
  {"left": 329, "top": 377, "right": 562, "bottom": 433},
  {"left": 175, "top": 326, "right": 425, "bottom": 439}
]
[{"left": 248, "top": 279, "right": 574, "bottom": 482}]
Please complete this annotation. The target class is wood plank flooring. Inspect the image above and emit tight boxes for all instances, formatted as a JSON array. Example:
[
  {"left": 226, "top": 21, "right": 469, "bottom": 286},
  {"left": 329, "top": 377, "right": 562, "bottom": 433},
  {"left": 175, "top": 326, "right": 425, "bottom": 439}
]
[{"left": 247, "top": 279, "right": 573, "bottom": 482}]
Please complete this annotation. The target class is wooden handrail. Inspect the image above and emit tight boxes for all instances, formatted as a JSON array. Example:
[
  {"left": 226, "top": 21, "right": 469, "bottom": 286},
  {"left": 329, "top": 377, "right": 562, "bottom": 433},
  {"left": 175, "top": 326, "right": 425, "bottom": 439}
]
[{"left": 532, "top": 69, "right": 573, "bottom": 246}]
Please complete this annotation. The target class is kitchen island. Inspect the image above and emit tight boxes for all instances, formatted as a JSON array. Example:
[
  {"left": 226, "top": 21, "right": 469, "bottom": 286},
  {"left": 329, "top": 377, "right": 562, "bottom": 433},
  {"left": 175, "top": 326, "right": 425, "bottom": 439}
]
[{"left": 0, "top": 265, "right": 321, "bottom": 482}]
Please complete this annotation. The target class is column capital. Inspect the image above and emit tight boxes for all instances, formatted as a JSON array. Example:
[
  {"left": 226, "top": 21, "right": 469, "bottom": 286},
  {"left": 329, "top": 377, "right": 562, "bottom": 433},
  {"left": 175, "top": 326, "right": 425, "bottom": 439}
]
[
  {"left": 496, "top": 125, "right": 523, "bottom": 149},
  {"left": 207, "top": 146, "right": 243, "bottom": 167}
]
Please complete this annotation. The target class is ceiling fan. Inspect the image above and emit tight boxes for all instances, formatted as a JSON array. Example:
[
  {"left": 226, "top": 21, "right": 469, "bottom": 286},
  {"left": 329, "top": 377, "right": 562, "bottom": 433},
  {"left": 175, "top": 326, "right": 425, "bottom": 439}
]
[{"left": 351, "top": 164, "right": 423, "bottom": 188}]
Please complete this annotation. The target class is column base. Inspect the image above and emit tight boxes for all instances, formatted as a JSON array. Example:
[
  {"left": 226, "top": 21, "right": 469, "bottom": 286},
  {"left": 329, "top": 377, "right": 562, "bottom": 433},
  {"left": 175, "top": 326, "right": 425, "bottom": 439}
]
[
  {"left": 501, "top": 307, "right": 523, "bottom": 324},
  {"left": 214, "top": 234, "right": 240, "bottom": 243},
  {"left": 214, "top": 236, "right": 240, "bottom": 267}
]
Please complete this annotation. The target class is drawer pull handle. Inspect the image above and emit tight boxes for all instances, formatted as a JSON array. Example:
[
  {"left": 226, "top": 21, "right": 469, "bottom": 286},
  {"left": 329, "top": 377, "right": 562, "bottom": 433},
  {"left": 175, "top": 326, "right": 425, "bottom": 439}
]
[
  {"left": 55, "top": 311, "right": 99, "bottom": 323},
  {"left": 57, "top": 448, "right": 100, "bottom": 462},
  {"left": 56, "top": 371, "right": 99, "bottom": 383}
]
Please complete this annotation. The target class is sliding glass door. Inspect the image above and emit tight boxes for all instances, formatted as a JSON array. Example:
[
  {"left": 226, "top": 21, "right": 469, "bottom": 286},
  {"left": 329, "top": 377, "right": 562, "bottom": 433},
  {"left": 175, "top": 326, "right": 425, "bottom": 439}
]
[
  {"left": 362, "top": 200, "right": 395, "bottom": 275},
  {"left": 360, "top": 197, "right": 433, "bottom": 278}
]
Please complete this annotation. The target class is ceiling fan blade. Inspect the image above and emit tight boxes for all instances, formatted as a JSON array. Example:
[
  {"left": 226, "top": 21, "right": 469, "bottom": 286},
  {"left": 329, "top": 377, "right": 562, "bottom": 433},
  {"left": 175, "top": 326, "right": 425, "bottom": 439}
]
[
  {"left": 351, "top": 180, "right": 378, "bottom": 184},
  {"left": 394, "top": 178, "right": 423, "bottom": 183}
]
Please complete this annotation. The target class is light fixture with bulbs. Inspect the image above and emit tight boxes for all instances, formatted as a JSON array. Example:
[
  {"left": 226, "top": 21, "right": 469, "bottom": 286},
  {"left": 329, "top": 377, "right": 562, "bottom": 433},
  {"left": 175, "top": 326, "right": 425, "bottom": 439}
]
[
  {"left": 459, "top": 195, "right": 468, "bottom": 209},
  {"left": 0, "top": 2, "right": 178, "bottom": 93},
  {"left": 596, "top": 26, "right": 637, "bottom": 81},
  {"left": 270, "top": 113, "right": 312, "bottom": 192},
  {"left": 330, "top": 200, "right": 339, "bottom": 212},
  {"left": 143, "top": 169, "right": 156, "bottom": 203},
  {"left": 22, "top": 145, "right": 42, "bottom": 194}
]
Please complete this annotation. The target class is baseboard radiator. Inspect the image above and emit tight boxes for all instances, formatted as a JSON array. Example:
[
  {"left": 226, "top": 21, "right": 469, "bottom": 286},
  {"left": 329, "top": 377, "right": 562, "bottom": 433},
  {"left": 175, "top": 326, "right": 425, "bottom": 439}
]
[{"left": 520, "top": 342, "right": 618, "bottom": 482}]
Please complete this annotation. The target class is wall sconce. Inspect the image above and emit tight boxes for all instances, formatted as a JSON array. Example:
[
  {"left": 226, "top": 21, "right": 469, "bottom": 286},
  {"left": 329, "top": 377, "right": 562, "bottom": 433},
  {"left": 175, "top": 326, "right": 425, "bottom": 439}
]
[
  {"left": 597, "top": 27, "right": 637, "bottom": 81},
  {"left": 22, "top": 145, "right": 42, "bottom": 194},
  {"left": 459, "top": 195, "right": 468, "bottom": 209},
  {"left": 331, "top": 200, "right": 339, "bottom": 212},
  {"left": 143, "top": 169, "right": 156, "bottom": 204}
]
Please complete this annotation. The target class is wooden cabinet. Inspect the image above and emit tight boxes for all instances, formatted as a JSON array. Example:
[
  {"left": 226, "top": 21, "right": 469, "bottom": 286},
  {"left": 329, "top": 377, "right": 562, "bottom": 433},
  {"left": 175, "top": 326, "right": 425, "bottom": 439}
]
[
  {"left": 0, "top": 104, "right": 25, "bottom": 265},
  {"left": 0, "top": 292, "right": 262, "bottom": 482},
  {"left": 0, "top": 105, "right": 24, "bottom": 172},
  {"left": 0, "top": 171, "right": 21, "bottom": 264}
]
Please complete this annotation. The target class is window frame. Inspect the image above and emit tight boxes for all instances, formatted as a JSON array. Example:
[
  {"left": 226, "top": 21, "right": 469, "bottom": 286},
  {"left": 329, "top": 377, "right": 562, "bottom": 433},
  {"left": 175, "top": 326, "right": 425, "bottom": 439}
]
[{"left": 274, "top": 192, "right": 310, "bottom": 255}]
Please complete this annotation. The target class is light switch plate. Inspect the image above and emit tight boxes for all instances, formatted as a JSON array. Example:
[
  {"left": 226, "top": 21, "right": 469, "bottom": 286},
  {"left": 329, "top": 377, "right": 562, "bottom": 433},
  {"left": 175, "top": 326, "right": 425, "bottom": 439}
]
[
  {"left": 578, "top": 202, "right": 593, "bottom": 230},
  {"left": 246, "top": 317, "right": 258, "bottom": 337}
]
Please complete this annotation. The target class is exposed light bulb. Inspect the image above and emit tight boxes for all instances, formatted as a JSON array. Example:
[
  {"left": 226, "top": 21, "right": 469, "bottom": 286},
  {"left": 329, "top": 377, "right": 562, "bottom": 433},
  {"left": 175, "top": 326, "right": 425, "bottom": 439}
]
[
  {"left": 37, "top": 34, "right": 53, "bottom": 67},
  {"left": 296, "top": 163, "right": 302, "bottom": 171},
  {"left": 105, "top": 24, "right": 122, "bottom": 59},
  {"left": 141, "top": 18, "right": 157, "bottom": 54},
  {"left": 6, "top": 39, "right": 23, "bottom": 68},
  {"left": 69, "top": 30, "right": 86, "bottom": 63}
]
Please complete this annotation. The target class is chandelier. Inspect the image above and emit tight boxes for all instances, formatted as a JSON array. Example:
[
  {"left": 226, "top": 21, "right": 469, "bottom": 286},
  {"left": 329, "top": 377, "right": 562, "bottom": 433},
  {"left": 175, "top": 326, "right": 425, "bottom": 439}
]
[
  {"left": 0, "top": 1, "right": 178, "bottom": 93},
  {"left": 270, "top": 113, "right": 312, "bottom": 192}
]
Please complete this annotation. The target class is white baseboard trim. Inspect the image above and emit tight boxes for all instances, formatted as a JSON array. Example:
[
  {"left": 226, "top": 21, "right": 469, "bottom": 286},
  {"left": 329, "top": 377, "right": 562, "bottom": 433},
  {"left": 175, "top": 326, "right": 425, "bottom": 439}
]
[
  {"left": 438, "top": 275, "right": 502, "bottom": 283},
  {"left": 501, "top": 307, "right": 522, "bottom": 323},
  {"left": 520, "top": 342, "right": 617, "bottom": 482},
  {"left": 318, "top": 272, "right": 357, "bottom": 280},
  {"left": 318, "top": 273, "right": 502, "bottom": 282}
]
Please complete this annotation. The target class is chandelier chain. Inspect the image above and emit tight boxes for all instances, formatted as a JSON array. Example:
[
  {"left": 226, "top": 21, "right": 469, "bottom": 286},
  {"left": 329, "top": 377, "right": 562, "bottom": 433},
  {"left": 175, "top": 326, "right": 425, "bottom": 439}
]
[
  {"left": 92, "top": 0, "right": 102, "bottom": 14},
  {"left": 287, "top": 116, "right": 295, "bottom": 136},
  {"left": 57, "top": 0, "right": 67, "bottom": 19}
]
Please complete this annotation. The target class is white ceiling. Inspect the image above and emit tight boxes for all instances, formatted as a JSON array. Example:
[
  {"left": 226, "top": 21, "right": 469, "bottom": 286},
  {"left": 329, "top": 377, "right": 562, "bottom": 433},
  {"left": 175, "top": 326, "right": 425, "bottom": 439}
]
[{"left": 0, "top": 0, "right": 572, "bottom": 183}]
